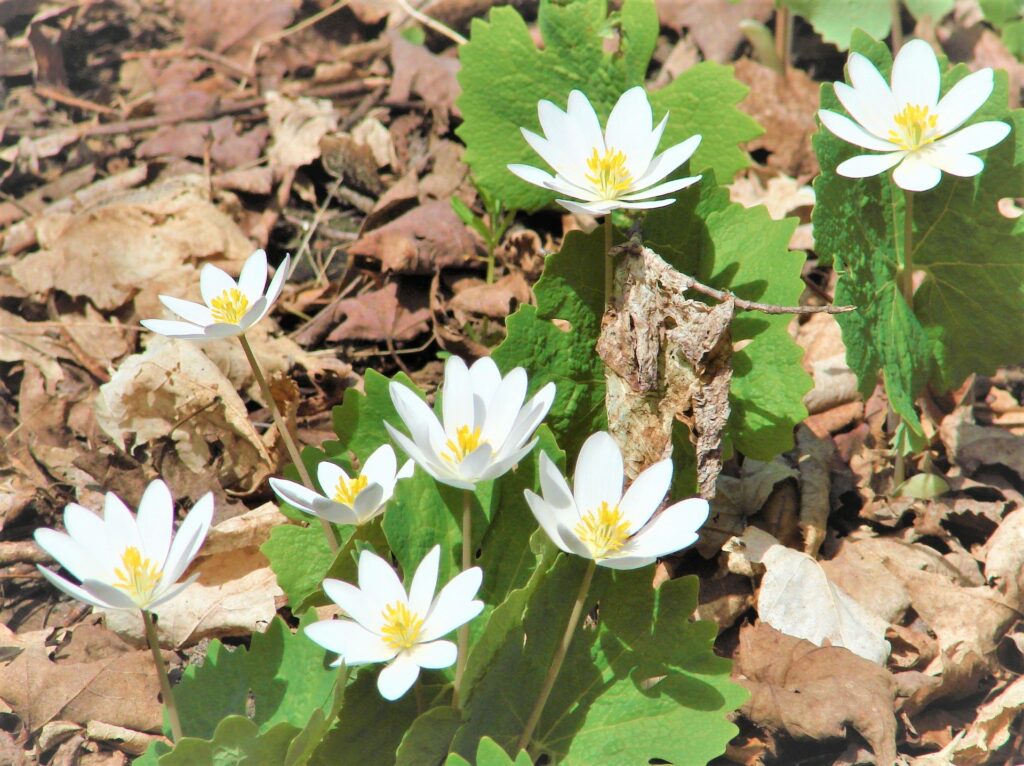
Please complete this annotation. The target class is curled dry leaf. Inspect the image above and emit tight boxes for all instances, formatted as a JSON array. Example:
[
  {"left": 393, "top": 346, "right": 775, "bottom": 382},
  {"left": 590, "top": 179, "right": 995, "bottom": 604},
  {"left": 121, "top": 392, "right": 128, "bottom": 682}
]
[
  {"left": 735, "top": 622, "right": 898, "bottom": 765},
  {"left": 714, "top": 458, "right": 798, "bottom": 560},
  {"left": 94, "top": 337, "right": 273, "bottom": 490},
  {"left": 940, "top": 406, "right": 1024, "bottom": 484},
  {"left": 981, "top": 506, "right": 1024, "bottom": 608},
  {"left": 734, "top": 527, "right": 891, "bottom": 664},
  {"left": 795, "top": 425, "right": 833, "bottom": 557},
  {"left": 349, "top": 199, "right": 476, "bottom": 273},
  {"left": 449, "top": 273, "right": 532, "bottom": 320},
  {"left": 327, "top": 281, "right": 431, "bottom": 343},
  {"left": 387, "top": 31, "right": 461, "bottom": 116},
  {"left": 266, "top": 92, "right": 339, "bottom": 176}
]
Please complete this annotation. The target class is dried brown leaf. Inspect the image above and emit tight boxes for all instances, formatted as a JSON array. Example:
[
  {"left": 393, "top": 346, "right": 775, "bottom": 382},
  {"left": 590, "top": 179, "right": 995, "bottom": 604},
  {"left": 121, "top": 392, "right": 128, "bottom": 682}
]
[
  {"left": 327, "top": 281, "right": 431, "bottom": 343},
  {"left": 349, "top": 199, "right": 476, "bottom": 273},
  {"left": 387, "top": 32, "right": 461, "bottom": 115}
]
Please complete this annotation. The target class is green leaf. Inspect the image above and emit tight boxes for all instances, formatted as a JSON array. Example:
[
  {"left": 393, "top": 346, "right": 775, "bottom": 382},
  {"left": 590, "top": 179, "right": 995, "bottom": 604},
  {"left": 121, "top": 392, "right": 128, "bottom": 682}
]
[
  {"left": 443, "top": 738, "right": 532, "bottom": 766},
  {"left": 904, "top": 0, "right": 955, "bottom": 20},
  {"left": 395, "top": 707, "right": 463, "bottom": 766},
  {"left": 781, "top": 0, "right": 891, "bottom": 49},
  {"left": 451, "top": 558, "right": 743, "bottom": 764},
  {"left": 813, "top": 33, "right": 1024, "bottom": 423},
  {"left": 296, "top": 520, "right": 389, "bottom": 612},
  {"left": 456, "top": 0, "right": 758, "bottom": 211},
  {"left": 158, "top": 716, "right": 299, "bottom": 766},
  {"left": 174, "top": 613, "right": 337, "bottom": 741},
  {"left": 262, "top": 523, "right": 352, "bottom": 611}
]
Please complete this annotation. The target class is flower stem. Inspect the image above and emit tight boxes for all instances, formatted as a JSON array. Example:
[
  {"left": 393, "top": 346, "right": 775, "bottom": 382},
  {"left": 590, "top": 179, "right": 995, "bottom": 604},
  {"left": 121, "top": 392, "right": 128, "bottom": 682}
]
[
  {"left": 516, "top": 559, "right": 597, "bottom": 753},
  {"left": 774, "top": 3, "right": 792, "bottom": 72},
  {"left": 890, "top": 0, "right": 904, "bottom": 52},
  {"left": 452, "top": 489, "right": 473, "bottom": 708},
  {"left": 238, "top": 333, "right": 338, "bottom": 553},
  {"left": 142, "top": 610, "right": 183, "bottom": 742},
  {"left": 603, "top": 216, "right": 614, "bottom": 307},
  {"left": 901, "top": 188, "right": 915, "bottom": 311}
]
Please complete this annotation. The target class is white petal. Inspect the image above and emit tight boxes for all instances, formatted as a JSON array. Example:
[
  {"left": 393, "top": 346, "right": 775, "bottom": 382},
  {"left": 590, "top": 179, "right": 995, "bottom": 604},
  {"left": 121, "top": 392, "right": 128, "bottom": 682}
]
[
  {"left": 818, "top": 109, "right": 897, "bottom": 151},
  {"left": 62, "top": 503, "right": 110, "bottom": 567},
  {"left": 270, "top": 476, "right": 327, "bottom": 514},
  {"left": 620, "top": 498, "right": 709, "bottom": 559},
  {"left": 421, "top": 567, "right": 483, "bottom": 641},
  {"left": 836, "top": 151, "right": 905, "bottom": 178},
  {"left": 833, "top": 82, "right": 895, "bottom": 139},
  {"left": 147, "top": 572, "right": 201, "bottom": 610},
  {"left": 616, "top": 199, "right": 678, "bottom": 210},
  {"left": 377, "top": 653, "right": 421, "bottom": 700},
  {"left": 597, "top": 555, "right": 656, "bottom": 570},
  {"left": 237, "top": 295, "right": 270, "bottom": 331},
  {"left": 351, "top": 484, "right": 385, "bottom": 523},
  {"left": 934, "top": 69, "right": 995, "bottom": 135},
  {"left": 521, "top": 131, "right": 588, "bottom": 191},
  {"left": 630, "top": 134, "right": 701, "bottom": 191},
  {"left": 892, "top": 153, "right": 943, "bottom": 191},
  {"left": 136, "top": 480, "right": 174, "bottom": 570},
  {"left": 924, "top": 147, "right": 984, "bottom": 177},
  {"left": 556, "top": 198, "right": 620, "bottom": 216},
  {"left": 358, "top": 550, "right": 407, "bottom": 611},
  {"left": 103, "top": 492, "right": 143, "bottom": 557},
  {"left": 161, "top": 493, "right": 213, "bottom": 586},
  {"left": 408, "top": 546, "right": 440, "bottom": 617},
  {"left": 442, "top": 356, "right": 474, "bottom": 436},
  {"left": 34, "top": 529, "right": 102, "bottom": 583},
  {"left": 263, "top": 254, "right": 290, "bottom": 310},
  {"left": 572, "top": 432, "right": 623, "bottom": 515},
  {"left": 535, "top": 100, "right": 590, "bottom": 186},
  {"left": 539, "top": 451, "right": 575, "bottom": 512},
  {"left": 892, "top": 40, "right": 939, "bottom": 109},
  {"left": 202, "top": 322, "right": 246, "bottom": 339},
  {"left": 566, "top": 90, "right": 605, "bottom": 156},
  {"left": 361, "top": 444, "right": 397, "bottom": 488},
  {"left": 139, "top": 319, "right": 208, "bottom": 340},
  {"left": 508, "top": 163, "right": 558, "bottom": 192},
  {"left": 37, "top": 565, "right": 116, "bottom": 609},
  {"left": 846, "top": 53, "right": 898, "bottom": 120},
  {"left": 305, "top": 619, "right": 395, "bottom": 664},
  {"left": 323, "top": 578, "right": 380, "bottom": 629},
  {"left": 408, "top": 640, "right": 457, "bottom": 669},
  {"left": 385, "top": 424, "right": 459, "bottom": 486},
  {"left": 199, "top": 263, "right": 238, "bottom": 307},
  {"left": 480, "top": 368, "right": 527, "bottom": 448},
  {"left": 158, "top": 295, "right": 213, "bottom": 327},
  {"left": 605, "top": 86, "right": 655, "bottom": 178},
  {"left": 455, "top": 442, "right": 493, "bottom": 484},
  {"left": 237, "top": 249, "right": 268, "bottom": 304},
  {"left": 316, "top": 462, "right": 348, "bottom": 497},
  {"left": 468, "top": 357, "right": 502, "bottom": 402},
  {"left": 525, "top": 490, "right": 573, "bottom": 554},
  {"left": 389, "top": 383, "right": 445, "bottom": 456},
  {"left": 555, "top": 521, "right": 594, "bottom": 559},
  {"left": 495, "top": 383, "right": 555, "bottom": 458},
  {"left": 81, "top": 579, "right": 141, "bottom": 610},
  {"left": 619, "top": 175, "right": 701, "bottom": 201},
  {"left": 933, "top": 121, "right": 1011, "bottom": 155},
  {"left": 618, "top": 459, "right": 672, "bottom": 534}
]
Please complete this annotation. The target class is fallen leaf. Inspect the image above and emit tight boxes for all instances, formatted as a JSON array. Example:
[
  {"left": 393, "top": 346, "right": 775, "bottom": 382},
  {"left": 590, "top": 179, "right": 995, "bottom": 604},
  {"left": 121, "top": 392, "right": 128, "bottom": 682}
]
[
  {"left": 981, "top": 506, "right": 1024, "bottom": 608},
  {"left": 387, "top": 32, "right": 461, "bottom": 115},
  {"left": 326, "top": 281, "right": 431, "bottom": 343},
  {"left": 266, "top": 91, "right": 339, "bottom": 176},
  {"left": 349, "top": 199, "right": 476, "bottom": 273},
  {"left": 714, "top": 458, "right": 798, "bottom": 559},
  {"left": 735, "top": 622, "right": 898, "bottom": 765},
  {"left": 940, "top": 406, "right": 1024, "bottom": 484},
  {"left": 656, "top": 0, "right": 775, "bottom": 62},
  {"left": 449, "top": 273, "right": 532, "bottom": 319}
]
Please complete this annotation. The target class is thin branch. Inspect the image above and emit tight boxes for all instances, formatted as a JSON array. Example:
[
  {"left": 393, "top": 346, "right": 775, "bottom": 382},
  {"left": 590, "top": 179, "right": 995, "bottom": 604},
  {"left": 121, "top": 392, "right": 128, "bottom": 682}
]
[
  {"left": 394, "top": 0, "right": 468, "bottom": 45},
  {"left": 617, "top": 239, "right": 856, "bottom": 315}
]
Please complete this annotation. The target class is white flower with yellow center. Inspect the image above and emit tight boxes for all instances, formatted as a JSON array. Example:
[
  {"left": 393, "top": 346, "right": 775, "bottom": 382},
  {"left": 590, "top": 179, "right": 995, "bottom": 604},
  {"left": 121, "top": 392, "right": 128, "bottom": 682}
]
[
  {"left": 524, "top": 431, "right": 709, "bottom": 569},
  {"left": 385, "top": 355, "right": 556, "bottom": 490},
  {"left": 818, "top": 39, "right": 1011, "bottom": 192},
  {"left": 141, "top": 249, "right": 291, "bottom": 340},
  {"left": 305, "top": 545, "right": 483, "bottom": 701},
  {"left": 269, "top": 445, "right": 413, "bottom": 526},
  {"left": 34, "top": 480, "right": 213, "bottom": 611},
  {"left": 508, "top": 86, "right": 703, "bottom": 216}
]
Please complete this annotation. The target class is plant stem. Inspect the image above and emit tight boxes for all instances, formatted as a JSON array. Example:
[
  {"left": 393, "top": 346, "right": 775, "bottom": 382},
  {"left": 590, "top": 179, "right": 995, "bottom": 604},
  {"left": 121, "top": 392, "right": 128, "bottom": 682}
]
[
  {"left": 238, "top": 333, "right": 338, "bottom": 553},
  {"left": 890, "top": 0, "right": 904, "bottom": 52},
  {"left": 517, "top": 559, "right": 597, "bottom": 753},
  {"left": 143, "top": 610, "right": 183, "bottom": 742},
  {"left": 901, "top": 188, "right": 915, "bottom": 310},
  {"left": 485, "top": 242, "right": 496, "bottom": 285},
  {"left": 452, "top": 489, "right": 473, "bottom": 708},
  {"left": 603, "top": 216, "right": 614, "bottom": 307},
  {"left": 774, "top": 3, "right": 792, "bottom": 72}
]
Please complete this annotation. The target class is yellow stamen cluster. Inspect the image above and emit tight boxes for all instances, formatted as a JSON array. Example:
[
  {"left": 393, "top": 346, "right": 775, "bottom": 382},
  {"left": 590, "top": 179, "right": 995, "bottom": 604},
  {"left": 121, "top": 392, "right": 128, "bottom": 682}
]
[
  {"left": 210, "top": 288, "right": 250, "bottom": 324},
  {"left": 443, "top": 425, "right": 483, "bottom": 463},
  {"left": 574, "top": 501, "right": 631, "bottom": 559},
  {"left": 585, "top": 147, "right": 633, "bottom": 199},
  {"left": 888, "top": 104, "right": 939, "bottom": 151},
  {"left": 333, "top": 474, "right": 368, "bottom": 506},
  {"left": 380, "top": 601, "right": 424, "bottom": 651},
  {"left": 113, "top": 546, "right": 162, "bottom": 604}
]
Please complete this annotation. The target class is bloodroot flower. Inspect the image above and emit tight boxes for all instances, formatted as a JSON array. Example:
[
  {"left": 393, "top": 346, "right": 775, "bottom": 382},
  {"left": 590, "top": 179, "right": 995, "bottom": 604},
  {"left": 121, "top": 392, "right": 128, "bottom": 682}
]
[
  {"left": 525, "top": 431, "right": 709, "bottom": 569},
  {"left": 386, "top": 355, "right": 555, "bottom": 490},
  {"left": 34, "top": 480, "right": 213, "bottom": 611},
  {"left": 269, "top": 445, "right": 413, "bottom": 526},
  {"left": 508, "top": 86, "right": 702, "bottom": 215},
  {"left": 818, "top": 39, "right": 1010, "bottom": 191},
  {"left": 141, "top": 249, "right": 291, "bottom": 340},
  {"left": 305, "top": 546, "right": 483, "bottom": 701}
]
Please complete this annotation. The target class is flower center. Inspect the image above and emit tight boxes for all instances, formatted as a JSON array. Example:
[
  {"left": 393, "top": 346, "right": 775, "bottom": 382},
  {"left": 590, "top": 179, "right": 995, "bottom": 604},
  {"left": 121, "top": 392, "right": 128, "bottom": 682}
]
[
  {"left": 443, "top": 425, "right": 483, "bottom": 463},
  {"left": 585, "top": 147, "right": 633, "bottom": 199},
  {"left": 380, "top": 601, "right": 424, "bottom": 651},
  {"left": 333, "top": 474, "right": 368, "bottom": 506},
  {"left": 574, "top": 501, "right": 631, "bottom": 559},
  {"left": 209, "top": 288, "right": 250, "bottom": 324},
  {"left": 888, "top": 104, "right": 939, "bottom": 151},
  {"left": 113, "top": 546, "right": 162, "bottom": 604}
]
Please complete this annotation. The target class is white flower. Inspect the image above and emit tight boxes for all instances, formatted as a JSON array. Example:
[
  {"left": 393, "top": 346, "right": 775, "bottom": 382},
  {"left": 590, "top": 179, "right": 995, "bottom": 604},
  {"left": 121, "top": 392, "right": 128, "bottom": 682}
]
[
  {"left": 269, "top": 445, "right": 413, "bottom": 526},
  {"left": 818, "top": 39, "right": 1011, "bottom": 192},
  {"left": 508, "top": 86, "right": 702, "bottom": 216},
  {"left": 141, "top": 249, "right": 291, "bottom": 340},
  {"left": 305, "top": 545, "right": 483, "bottom": 700},
  {"left": 524, "top": 431, "right": 709, "bottom": 570},
  {"left": 34, "top": 480, "right": 213, "bottom": 612},
  {"left": 385, "top": 356, "right": 556, "bottom": 490}
]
